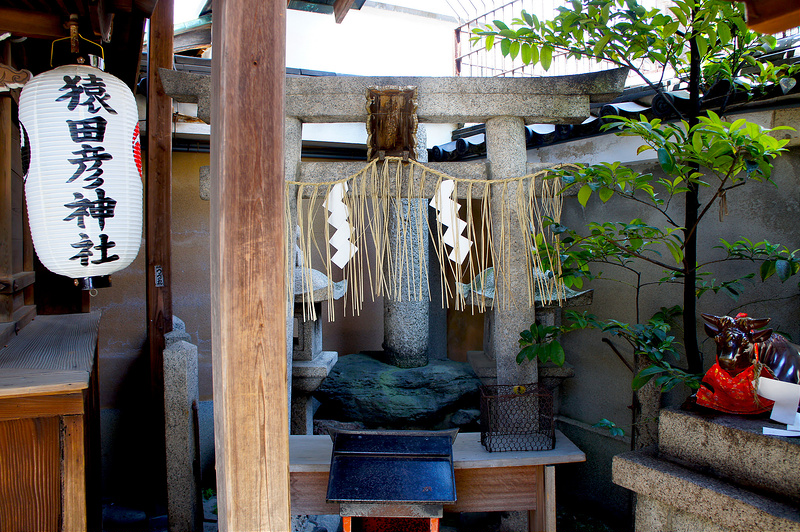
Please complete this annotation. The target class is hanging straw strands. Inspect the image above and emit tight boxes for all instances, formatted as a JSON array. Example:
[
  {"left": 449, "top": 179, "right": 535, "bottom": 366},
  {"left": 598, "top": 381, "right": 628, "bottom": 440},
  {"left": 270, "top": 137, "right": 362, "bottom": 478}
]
[{"left": 286, "top": 157, "right": 571, "bottom": 321}]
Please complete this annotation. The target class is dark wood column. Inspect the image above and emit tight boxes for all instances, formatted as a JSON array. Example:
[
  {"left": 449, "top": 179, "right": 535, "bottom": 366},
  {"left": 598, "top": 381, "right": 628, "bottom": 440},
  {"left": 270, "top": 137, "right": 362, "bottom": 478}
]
[
  {"left": 210, "top": 0, "right": 290, "bottom": 528},
  {"left": 145, "top": 0, "right": 173, "bottom": 508}
]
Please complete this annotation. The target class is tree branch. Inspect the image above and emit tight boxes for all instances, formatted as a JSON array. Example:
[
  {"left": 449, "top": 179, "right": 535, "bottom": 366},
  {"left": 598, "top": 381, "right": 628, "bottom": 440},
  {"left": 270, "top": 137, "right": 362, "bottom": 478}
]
[{"left": 604, "top": 236, "right": 685, "bottom": 273}]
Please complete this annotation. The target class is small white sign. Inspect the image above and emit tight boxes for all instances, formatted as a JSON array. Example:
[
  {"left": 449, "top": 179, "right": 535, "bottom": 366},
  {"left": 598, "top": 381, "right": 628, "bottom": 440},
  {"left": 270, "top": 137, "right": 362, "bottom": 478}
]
[{"left": 757, "top": 377, "right": 800, "bottom": 425}]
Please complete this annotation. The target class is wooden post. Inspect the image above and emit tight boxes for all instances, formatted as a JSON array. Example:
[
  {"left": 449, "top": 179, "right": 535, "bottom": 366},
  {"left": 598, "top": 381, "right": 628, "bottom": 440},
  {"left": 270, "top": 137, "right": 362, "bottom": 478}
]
[
  {"left": 146, "top": 0, "right": 173, "bottom": 509},
  {"left": 530, "top": 465, "right": 556, "bottom": 532},
  {"left": 1, "top": 43, "right": 13, "bottom": 322},
  {"left": 0, "top": 43, "right": 35, "bottom": 341},
  {"left": 211, "top": 0, "right": 290, "bottom": 529}
]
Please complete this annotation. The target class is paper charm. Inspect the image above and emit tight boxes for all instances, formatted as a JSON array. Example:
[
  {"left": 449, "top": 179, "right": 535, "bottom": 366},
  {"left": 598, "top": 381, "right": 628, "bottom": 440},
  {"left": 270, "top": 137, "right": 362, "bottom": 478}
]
[
  {"left": 430, "top": 180, "right": 472, "bottom": 264},
  {"left": 324, "top": 183, "right": 358, "bottom": 269},
  {"left": 757, "top": 377, "right": 800, "bottom": 436}
]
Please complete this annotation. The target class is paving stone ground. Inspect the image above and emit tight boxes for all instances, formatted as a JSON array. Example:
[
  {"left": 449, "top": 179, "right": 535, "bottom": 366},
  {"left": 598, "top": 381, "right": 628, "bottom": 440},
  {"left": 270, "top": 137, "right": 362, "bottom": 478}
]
[{"left": 104, "top": 499, "right": 626, "bottom": 532}]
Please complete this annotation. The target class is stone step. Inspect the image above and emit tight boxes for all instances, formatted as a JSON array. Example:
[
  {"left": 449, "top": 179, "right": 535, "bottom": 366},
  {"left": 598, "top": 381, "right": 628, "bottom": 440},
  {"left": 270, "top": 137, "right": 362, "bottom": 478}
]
[
  {"left": 658, "top": 408, "right": 800, "bottom": 503},
  {"left": 612, "top": 448, "right": 800, "bottom": 532}
]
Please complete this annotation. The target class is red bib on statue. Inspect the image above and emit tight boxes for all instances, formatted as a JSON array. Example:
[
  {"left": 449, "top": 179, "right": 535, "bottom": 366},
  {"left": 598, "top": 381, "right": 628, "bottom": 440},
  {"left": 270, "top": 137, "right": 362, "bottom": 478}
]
[{"left": 696, "top": 363, "right": 774, "bottom": 414}]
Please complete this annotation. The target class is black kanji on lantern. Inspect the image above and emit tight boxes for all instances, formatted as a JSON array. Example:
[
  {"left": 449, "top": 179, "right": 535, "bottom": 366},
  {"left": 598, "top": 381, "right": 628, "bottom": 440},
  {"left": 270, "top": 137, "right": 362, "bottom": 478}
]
[
  {"left": 91, "top": 234, "right": 119, "bottom": 264},
  {"left": 64, "top": 192, "right": 92, "bottom": 228},
  {"left": 57, "top": 74, "right": 117, "bottom": 114},
  {"left": 70, "top": 233, "right": 94, "bottom": 266},
  {"left": 88, "top": 189, "right": 117, "bottom": 230},
  {"left": 67, "top": 116, "right": 108, "bottom": 143},
  {"left": 68, "top": 144, "right": 112, "bottom": 187},
  {"left": 64, "top": 189, "right": 117, "bottom": 230}
]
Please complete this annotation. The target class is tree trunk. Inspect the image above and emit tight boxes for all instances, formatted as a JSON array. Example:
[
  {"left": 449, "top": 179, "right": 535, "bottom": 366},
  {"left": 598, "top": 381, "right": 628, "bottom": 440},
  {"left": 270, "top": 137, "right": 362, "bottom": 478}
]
[{"left": 683, "top": 21, "right": 703, "bottom": 375}]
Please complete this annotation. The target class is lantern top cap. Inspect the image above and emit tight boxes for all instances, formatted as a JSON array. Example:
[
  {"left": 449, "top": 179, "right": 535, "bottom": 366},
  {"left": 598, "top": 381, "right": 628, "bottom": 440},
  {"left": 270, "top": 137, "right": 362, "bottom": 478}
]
[{"left": 50, "top": 31, "right": 105, "bottom": 71}]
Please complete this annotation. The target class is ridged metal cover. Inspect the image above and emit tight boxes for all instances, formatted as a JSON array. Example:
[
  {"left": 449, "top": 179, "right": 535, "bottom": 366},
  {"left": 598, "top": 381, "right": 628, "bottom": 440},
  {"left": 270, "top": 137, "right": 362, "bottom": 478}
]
[{"left": 326, "top": 430, "right": 457, "bottom": 505}]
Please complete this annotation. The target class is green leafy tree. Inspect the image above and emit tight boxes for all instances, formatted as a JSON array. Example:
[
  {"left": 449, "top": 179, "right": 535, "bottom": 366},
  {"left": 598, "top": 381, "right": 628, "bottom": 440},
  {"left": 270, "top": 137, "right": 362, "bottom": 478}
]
[{"left": 475, "top": 0, "right": 798, "bottom": 437}]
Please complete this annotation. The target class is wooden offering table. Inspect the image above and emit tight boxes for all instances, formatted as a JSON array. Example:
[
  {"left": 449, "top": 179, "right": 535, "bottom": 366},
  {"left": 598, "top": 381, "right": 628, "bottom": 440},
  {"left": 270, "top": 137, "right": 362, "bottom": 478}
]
[
  {"left": 290, "top": 430, "right": 585, "bottom": 532},
  {"left": 0, "top": 312, "right": 101, "bottom": 532}
]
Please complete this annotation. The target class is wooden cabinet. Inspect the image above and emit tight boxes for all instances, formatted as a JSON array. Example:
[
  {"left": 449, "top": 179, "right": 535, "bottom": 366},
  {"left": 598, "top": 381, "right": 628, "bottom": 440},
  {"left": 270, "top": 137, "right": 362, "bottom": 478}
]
[{"left": 0, "top": 313, "right": 101, "bottom": 532}]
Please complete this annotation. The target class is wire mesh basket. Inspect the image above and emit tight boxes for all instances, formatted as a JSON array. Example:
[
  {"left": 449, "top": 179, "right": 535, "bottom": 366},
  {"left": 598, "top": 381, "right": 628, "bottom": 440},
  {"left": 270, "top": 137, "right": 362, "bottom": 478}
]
[{"left": 479, "top": 383, "right": 555, "bottom": 452}]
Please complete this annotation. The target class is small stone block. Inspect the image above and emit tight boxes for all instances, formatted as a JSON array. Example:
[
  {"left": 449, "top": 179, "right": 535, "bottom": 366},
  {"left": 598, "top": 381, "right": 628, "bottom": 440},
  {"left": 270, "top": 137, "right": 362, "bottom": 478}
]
[
  {"left": 293, "top": 305, "right": 322, "bottom": 361},
  {"left": 163, "top": 340, "right": 202, "bottom": 532},
  {"left": 199, "top": 166, "right": 210, "bottom": 201}
]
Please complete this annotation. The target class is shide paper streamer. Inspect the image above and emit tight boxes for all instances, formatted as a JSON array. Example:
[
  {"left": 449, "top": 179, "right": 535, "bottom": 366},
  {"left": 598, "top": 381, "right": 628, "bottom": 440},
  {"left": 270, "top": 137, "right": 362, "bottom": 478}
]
[
  {"left": 287, "top": 157, "right": 570, "bottom": 320},
  {"left": 757, "top": 378, "right": 800, "bottom": 436},
  {"left": 324, "top": 182, "right": 358, "bottom": 269},
  {"left": 430, "top": 179, "right": 472, "bottom": 265}
]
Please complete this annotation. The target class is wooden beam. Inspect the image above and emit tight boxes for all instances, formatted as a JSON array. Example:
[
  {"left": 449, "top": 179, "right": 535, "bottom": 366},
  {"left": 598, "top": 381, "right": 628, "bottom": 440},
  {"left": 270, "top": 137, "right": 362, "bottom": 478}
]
[
  {"left": 718, "top": 0, "right": 800, "bottom": 34},
  {"left": 133, "top": 0, "right": 159, "bottom": 17},
  {"left": 0, "top": 8, "right": 65, "bottom": 40},
  {"left": 333, "top": 0, "right": 357, "bottom": 23},
  {"left": 748, "top": 8, "right": 800, "bottom": 34},
  {"left": 0, "top": 271, "right": 36, "bottom": 294},
  {"left": 211, "top": 0, "right": 290, "bottom": 527},
  {"left": 145, "top": 0, "right": 173, "bottom": 510}
]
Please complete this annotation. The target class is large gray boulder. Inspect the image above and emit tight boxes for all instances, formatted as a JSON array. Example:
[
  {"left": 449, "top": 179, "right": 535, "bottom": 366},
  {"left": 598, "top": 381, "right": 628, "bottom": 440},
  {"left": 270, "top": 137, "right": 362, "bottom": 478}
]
[{"left": 314, "top": 353, "right": 481, "bottom": 428}]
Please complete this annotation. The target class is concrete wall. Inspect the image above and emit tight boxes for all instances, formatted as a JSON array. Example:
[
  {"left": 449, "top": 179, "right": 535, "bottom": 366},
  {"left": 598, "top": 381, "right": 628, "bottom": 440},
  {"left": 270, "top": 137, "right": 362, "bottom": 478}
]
[{"left": 95, "top": 151, "right": 213, "bottom": 500}]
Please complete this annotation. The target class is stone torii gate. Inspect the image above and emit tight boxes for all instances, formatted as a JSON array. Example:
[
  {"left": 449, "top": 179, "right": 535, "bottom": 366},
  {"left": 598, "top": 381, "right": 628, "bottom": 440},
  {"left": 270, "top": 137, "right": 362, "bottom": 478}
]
[{"left": 160, "top": 66, "right": 626, "bottom": 527}]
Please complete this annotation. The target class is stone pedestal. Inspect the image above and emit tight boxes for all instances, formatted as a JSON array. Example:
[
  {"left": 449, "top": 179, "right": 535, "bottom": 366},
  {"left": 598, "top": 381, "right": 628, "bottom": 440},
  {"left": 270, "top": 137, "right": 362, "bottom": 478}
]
[
  {"left": 314, "top": 352, "right": 481, "bottom": 428},
  {"left": 291, "top": 293, "right": 343, "bottom": 434},
  {"left": 613, "top": 408, "right": 800, "bottom": 532},
  {"left": 498, "top": 511, "right": 528, "bottom": 532},
  {"left": 165, "top": 315, "right": 192, "bottom": 347},
  {"left": 163, "top": 339, "right": 202, "bottom": 532},
  {"left": 292, "top": 350, "right": 338, "bottom": 435}
]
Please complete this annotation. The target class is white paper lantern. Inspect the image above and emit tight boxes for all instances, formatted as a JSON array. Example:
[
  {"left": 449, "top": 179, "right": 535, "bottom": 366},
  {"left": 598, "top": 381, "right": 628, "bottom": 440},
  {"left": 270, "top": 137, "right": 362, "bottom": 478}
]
[{"left": 19, "top": 64, "right": 142, "bottom": 287}]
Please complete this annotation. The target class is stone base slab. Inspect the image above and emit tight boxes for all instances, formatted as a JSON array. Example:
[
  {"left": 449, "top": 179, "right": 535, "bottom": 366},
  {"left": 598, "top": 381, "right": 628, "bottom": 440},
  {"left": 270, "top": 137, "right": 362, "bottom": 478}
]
[
  {"left": 659, "top": 408, "right": 800, "bottom": 503},
  {"left": 613, "top": 448, "right": 800, "bottom": 532},
  {"left": 293, "top": 350, "right": 338, "bottom": 393}
]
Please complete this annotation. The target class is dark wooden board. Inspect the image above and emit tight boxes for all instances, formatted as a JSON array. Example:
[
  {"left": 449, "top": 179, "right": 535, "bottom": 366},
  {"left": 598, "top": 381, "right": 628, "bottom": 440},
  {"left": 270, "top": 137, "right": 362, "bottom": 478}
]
[
  {"left": 0, "top": 416, "right": 61, "bottom": 531},
  {"left": 0, "top": 312, "right": 100, "bottom": 371}
]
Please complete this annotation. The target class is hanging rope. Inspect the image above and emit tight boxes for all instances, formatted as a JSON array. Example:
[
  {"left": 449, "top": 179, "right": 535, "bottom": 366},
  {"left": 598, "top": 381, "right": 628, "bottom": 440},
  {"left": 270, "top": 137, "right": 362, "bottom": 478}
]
[{"left": 286, "top": 157, "right": 573, "bottom": 320}]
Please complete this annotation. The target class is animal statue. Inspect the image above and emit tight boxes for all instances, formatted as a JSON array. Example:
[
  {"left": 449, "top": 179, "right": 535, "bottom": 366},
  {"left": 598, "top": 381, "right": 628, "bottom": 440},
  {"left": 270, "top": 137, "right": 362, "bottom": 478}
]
[{"left": 695, "top": 313, "right": 800, "bottom": 414}]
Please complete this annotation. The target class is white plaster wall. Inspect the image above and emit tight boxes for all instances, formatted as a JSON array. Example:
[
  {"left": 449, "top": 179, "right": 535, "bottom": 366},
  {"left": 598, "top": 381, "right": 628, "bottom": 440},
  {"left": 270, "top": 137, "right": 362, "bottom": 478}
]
[
  {"left": 287, "top": 5, "right": 458, "bottom": 146},
  {"left": 527, "top": 131, "right": 650, "bottom": 165},
  {"left": 286, "top": 6, "right": 455, "bottom": 76}
]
